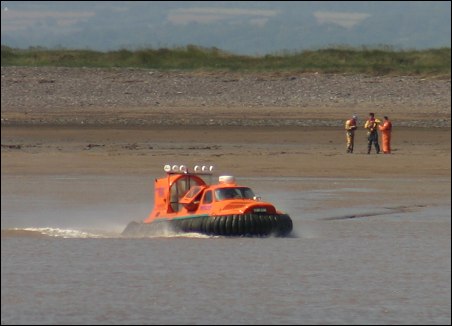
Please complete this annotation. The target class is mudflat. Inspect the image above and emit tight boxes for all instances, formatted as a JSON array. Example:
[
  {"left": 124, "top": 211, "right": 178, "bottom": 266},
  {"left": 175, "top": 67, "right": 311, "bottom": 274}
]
[{"left": 1, "top": 67, "right": 451, "bottom": 214}]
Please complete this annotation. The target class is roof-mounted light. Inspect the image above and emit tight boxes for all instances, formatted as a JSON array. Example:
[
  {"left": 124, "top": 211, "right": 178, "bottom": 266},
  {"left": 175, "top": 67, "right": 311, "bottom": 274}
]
[
  {"left": 164, "top": 164, "right": 214, "bottom": 174},
  {"left": 219, "top": 175, "right": 235, "bottom": 184},
  {"left": 194, "top": 165, "right": 214, "bottom": 173},
  {"left": 202, "top": 165, "right": 209, "bottom": 172}
]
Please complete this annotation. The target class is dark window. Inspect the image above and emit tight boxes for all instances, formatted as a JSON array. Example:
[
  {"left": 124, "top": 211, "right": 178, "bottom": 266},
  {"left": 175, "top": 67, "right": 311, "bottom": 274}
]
[
  {"left": 203, "top": 190, "right": 213, "bottom": 204},
  {"left": 215, "top": 187, "right": 255, "bottom": 200}
]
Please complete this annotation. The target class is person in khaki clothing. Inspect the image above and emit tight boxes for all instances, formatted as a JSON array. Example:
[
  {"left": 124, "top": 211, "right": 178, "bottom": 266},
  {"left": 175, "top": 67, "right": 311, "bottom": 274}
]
[
  {"left": 364, "top": 112, "right": 381, "bottom": 154},
  {"left": 344, "top": 115, "right": 358, "bottom": 153}
]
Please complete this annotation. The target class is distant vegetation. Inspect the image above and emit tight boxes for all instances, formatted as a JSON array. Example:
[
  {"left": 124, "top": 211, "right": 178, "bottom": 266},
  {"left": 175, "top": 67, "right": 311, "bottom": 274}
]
[{"left": 1, "top": 45, "right": 450, "bottom": 76}]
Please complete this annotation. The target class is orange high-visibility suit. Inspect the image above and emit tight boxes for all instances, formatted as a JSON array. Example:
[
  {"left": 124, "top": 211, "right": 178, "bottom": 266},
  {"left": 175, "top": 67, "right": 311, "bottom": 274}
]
[{"left": 379, "top": 118, "right": 392, "bottom": 154}]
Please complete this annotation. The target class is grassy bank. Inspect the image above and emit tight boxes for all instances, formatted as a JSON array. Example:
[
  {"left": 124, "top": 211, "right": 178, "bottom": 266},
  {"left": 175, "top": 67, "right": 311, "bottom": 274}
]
[{"left": 1, "top": 45, "right": 450, "bottom": 76}]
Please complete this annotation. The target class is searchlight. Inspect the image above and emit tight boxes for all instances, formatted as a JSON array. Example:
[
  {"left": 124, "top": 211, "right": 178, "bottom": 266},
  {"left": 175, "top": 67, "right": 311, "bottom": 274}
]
[{"left": 164, "top": 164, "right": 214, "bottom": 174}]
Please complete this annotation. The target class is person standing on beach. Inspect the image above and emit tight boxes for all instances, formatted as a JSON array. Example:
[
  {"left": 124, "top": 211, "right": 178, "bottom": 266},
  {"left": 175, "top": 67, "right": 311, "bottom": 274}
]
[
  {"left": 364, "top": 112, "right": 381, "bottom": 154},
  {"left": 379, "top": 115, "right": 393, "bottom": 154},
  {"left": 345, "top": 115, "right": 358, "bottom": 153}
]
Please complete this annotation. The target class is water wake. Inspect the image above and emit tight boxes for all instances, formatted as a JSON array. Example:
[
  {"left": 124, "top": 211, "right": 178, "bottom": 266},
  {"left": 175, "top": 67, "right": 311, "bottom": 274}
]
[
  {"left": 2, "top": 227, "right": 215, "bottom": 239},
  {"left": 2, "top": 227, "right": 108, "bottom": 238}
]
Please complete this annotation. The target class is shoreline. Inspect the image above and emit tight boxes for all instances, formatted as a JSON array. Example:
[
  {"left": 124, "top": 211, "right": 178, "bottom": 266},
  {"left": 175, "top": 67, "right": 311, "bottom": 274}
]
[{"left": 2, "top": 124, "right": 450, "bottom": 178}]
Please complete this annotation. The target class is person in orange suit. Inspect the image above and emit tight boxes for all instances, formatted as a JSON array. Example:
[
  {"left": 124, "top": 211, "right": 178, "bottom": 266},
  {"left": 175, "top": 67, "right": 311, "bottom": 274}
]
[{"left": 379, "top": 115, "right": 393, "bottom": 154}]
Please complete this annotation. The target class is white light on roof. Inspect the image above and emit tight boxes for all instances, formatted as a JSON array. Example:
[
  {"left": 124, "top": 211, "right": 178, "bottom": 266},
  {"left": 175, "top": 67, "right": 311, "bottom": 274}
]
[
  {"left": 219, "top": 175, "right": 235, "bottom": 184},
  {"left": 165, "top": 164, "right": 214, "bottom": 174},
  {"left": 200, "top": 165, "right": 214, "bottom": 172}
]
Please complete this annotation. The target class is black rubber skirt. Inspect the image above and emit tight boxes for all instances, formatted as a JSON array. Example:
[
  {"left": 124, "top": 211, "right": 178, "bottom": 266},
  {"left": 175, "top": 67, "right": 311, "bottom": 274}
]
[{"left": 122, "top": 214, "right": 293, "bottom": 237}]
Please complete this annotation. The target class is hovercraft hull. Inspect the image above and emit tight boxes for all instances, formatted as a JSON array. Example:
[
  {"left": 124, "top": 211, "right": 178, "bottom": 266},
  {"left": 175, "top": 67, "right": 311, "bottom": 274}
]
[{"left": 122, "top": 213, "right": 292, "bottom": 237}]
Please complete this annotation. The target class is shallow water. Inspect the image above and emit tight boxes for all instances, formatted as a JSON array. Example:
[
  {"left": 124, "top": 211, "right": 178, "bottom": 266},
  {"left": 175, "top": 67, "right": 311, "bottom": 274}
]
[{"left": 1, "top": 174, "right": 451, "bottom": 325}]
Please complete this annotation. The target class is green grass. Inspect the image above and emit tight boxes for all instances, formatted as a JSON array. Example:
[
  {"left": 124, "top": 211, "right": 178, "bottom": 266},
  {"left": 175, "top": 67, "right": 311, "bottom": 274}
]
[{"left": 1, "top": 45, "right": 450, "bottom": 76}]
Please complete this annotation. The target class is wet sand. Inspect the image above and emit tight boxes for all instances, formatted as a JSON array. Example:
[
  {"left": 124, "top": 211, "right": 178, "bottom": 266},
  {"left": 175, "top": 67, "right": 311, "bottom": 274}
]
[{"left": 1, "top": 124, "right": 450, "bottom": 217}]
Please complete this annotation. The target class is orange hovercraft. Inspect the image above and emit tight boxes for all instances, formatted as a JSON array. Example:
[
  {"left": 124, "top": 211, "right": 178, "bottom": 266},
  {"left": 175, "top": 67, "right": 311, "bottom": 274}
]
[{"left": 122, "top": 164, "right": 293, "bottom": 237}]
